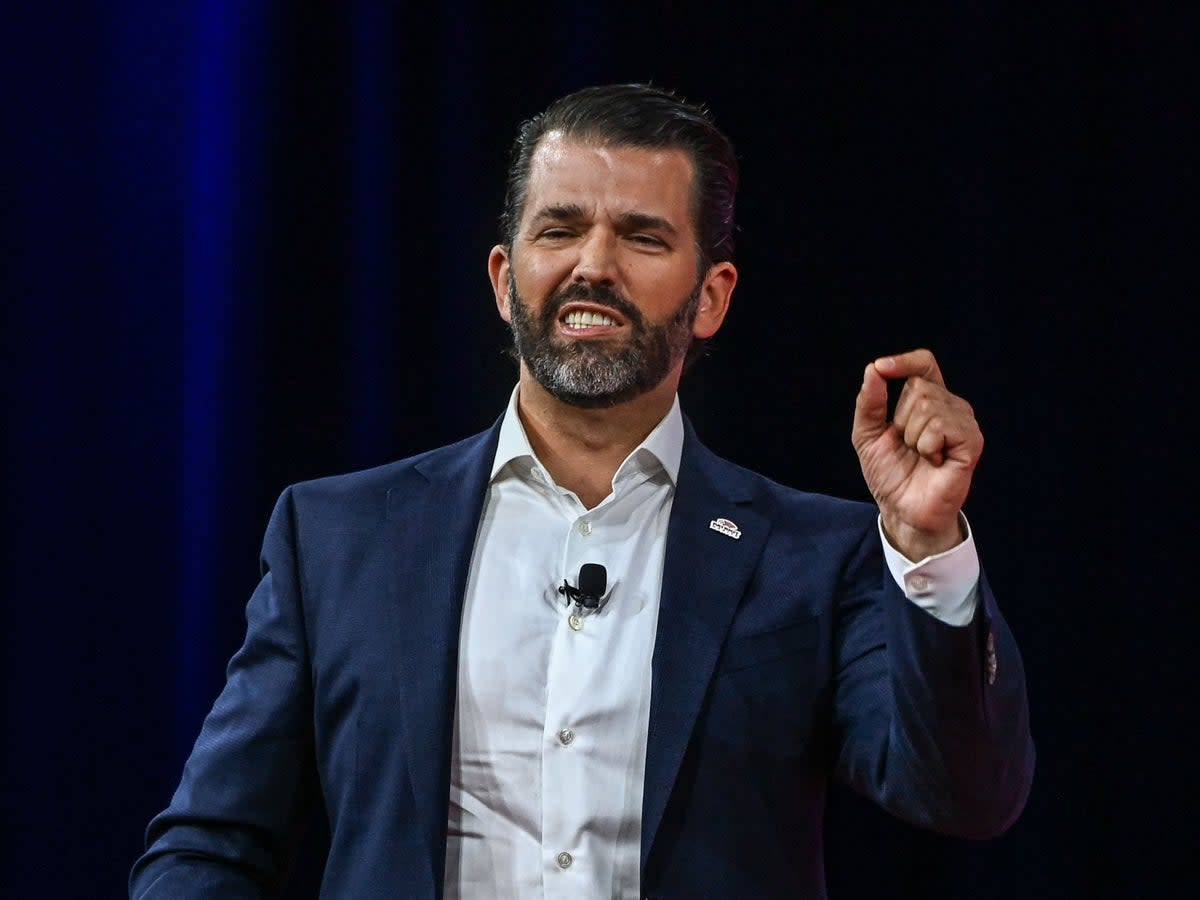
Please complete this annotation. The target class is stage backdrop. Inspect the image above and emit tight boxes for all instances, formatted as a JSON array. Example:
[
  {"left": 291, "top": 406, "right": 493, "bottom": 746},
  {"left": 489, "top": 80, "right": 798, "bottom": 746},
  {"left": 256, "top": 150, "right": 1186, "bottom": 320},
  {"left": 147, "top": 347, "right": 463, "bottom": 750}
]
[{"left": 3, "top": 3, "right": 1189, "bottom": 897}]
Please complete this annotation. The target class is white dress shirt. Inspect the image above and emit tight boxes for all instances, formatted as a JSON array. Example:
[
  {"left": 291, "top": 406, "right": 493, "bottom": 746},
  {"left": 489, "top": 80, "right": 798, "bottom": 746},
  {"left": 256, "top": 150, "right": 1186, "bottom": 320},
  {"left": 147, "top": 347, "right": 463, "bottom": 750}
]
[{"left": 444, "top": 388, "right": 980, "bottom": 899}]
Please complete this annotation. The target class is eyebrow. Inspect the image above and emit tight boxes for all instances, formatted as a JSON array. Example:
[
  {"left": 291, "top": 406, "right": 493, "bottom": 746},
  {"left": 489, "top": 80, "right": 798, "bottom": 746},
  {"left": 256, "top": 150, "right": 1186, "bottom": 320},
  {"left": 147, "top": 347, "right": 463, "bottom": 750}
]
[
  {"left": 616, "top": 211, "right": 678, "bottom": 236},
  {"left": 526, "top": 204, "right": 680, "bottom": 236},
  {"left": 526, "top": 203, "right": 587, "bottom": 232}
]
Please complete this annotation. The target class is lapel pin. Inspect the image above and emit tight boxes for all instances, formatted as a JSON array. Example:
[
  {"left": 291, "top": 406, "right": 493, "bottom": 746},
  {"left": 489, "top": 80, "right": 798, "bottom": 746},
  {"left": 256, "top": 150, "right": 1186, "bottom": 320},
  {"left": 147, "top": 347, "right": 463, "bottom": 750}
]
[{"left": 709, "top": 517, "right": 742, "bottom": 540}]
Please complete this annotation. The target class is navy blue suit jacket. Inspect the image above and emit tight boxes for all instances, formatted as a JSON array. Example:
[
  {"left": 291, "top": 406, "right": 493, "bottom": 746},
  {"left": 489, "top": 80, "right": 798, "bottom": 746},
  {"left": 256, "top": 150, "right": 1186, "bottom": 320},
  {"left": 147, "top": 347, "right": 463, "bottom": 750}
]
[{"left": 132, "top": 417, "right": 1034, "bottom": 898}]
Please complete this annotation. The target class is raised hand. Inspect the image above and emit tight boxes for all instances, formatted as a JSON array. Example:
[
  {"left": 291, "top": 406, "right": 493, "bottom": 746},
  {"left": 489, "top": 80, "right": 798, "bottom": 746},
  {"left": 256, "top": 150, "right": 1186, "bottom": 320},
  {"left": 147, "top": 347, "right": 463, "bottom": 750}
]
[{"left": 851, "top": 349, "right": 983, "bottom": 561}]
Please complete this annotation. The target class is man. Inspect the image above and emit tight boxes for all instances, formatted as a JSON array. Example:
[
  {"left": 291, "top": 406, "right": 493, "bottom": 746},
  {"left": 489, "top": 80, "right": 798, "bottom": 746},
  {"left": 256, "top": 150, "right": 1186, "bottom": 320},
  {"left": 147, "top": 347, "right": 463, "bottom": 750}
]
[{"left": 132, "top": 84, "right": 1033, "bottom": 899}]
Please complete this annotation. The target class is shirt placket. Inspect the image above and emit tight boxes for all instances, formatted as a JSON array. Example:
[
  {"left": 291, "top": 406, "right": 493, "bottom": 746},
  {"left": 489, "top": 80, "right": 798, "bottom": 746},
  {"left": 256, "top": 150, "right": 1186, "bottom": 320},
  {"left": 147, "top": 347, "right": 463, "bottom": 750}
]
[{"left": 540, "top": 486, "right": 614, "bottom": 898}]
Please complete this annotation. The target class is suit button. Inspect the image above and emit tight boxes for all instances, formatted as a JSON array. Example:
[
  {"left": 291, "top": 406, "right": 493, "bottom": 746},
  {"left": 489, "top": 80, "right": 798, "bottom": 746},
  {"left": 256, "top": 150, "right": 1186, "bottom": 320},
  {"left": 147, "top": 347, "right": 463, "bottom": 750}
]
[{"left": 556, "top": 851, "right": 573, "bottom": 869}]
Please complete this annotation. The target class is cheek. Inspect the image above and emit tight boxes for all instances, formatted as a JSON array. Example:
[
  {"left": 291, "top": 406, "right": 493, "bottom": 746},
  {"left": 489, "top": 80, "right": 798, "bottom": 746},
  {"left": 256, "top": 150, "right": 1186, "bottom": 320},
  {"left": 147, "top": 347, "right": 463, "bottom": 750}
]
[
  {"left": 627, "top": 262, "right": 698, "bottom": 309},
  {"left": 516, "top": 254, "right": 572, "bottom": 294}
]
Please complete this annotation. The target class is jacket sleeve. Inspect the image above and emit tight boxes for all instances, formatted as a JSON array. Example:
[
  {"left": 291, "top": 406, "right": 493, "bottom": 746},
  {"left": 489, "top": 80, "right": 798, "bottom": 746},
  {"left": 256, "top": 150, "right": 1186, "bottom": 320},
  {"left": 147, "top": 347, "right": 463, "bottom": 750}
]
[
  {"left": 130, "top": 488, "right": 317, "bottom": 898},
  {"left": 830, "top": 522, "right": 1035, "bottom": 838}
]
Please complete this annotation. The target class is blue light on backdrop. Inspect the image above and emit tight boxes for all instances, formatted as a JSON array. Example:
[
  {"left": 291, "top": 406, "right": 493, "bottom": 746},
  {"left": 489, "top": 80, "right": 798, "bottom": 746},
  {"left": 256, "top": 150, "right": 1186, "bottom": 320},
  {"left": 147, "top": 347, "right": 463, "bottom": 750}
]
[{"left": 178, "top": 0, "right": 258, "bottom": 764}]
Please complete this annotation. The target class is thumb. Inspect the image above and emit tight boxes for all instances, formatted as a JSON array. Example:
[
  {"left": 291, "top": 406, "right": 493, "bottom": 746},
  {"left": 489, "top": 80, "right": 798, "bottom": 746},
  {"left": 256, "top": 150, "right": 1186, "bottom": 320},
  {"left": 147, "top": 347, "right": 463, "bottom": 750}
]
[{"left": 852, "top": 362, "right": 889, "bottom": 448}]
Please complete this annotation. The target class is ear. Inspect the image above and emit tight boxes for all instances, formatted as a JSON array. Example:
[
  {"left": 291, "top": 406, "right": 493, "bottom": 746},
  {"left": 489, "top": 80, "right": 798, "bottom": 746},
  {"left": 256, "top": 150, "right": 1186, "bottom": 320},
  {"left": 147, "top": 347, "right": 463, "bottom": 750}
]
[
  {"left": 691, "top": 261, "right": 737, "bottom": 339},
  {"left": 488, "top": 244, "right": 512, "bottom": 322}
]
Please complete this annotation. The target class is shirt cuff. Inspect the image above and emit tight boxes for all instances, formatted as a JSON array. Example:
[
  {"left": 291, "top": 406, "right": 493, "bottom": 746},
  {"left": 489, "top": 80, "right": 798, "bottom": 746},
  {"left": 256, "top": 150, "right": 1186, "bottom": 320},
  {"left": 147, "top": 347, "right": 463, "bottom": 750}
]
[{"left": 878, "top": 513, "right": 981, "bottom": 627}]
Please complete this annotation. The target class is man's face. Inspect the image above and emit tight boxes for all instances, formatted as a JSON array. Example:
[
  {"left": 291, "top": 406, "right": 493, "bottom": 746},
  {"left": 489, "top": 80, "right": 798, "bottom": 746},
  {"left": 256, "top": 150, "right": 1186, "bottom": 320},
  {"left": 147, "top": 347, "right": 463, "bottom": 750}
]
[{"left": 491, "top": 133, "right": 733, "bottom": 408}]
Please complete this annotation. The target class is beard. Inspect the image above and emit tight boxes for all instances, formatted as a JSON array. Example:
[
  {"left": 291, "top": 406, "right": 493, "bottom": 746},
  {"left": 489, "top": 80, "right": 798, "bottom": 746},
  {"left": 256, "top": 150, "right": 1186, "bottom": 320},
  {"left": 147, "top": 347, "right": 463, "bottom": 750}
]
[{"left": 507, "top": 273, "right": 701, "bottom": 409}]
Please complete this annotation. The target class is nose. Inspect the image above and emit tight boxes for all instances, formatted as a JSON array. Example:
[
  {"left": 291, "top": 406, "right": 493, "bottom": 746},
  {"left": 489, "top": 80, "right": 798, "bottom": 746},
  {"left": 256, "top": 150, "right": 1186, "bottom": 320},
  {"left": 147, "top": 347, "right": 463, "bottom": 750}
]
[{"left": 571, "top": 228, "right": 619, "bottom": 287}]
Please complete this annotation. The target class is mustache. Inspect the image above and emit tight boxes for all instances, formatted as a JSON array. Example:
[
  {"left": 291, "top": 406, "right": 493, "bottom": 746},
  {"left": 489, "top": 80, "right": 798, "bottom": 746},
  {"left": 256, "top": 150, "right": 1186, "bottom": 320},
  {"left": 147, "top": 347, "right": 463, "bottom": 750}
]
[{"left": 544, "top": 283, "right": 644, "bottom": 327}]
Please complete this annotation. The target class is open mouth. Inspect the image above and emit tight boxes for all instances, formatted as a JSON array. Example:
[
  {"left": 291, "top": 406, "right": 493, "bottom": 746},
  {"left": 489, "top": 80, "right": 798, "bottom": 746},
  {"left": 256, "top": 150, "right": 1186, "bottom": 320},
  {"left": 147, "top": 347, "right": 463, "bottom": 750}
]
[{"left": 558, "top": 303, "right": 626, "bottom": 336}]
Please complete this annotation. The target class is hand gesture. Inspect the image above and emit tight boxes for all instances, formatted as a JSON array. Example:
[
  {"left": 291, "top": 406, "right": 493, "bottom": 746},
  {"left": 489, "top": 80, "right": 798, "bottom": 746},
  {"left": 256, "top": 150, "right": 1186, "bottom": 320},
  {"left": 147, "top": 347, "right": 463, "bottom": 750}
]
[{"left": 851, "top": 349, "right": 983, "bottom": 561}]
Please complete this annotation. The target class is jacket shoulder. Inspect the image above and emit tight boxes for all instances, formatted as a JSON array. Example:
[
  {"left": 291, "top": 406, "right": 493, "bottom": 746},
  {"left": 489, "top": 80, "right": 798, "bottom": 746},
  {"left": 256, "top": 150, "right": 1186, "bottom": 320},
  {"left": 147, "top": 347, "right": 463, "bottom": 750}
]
[
  {"left": 687, "top": 436, "right": 878, "bottom": 536},
  {"left": 282, "top": 424, "right": 499, "bottom": 517}
]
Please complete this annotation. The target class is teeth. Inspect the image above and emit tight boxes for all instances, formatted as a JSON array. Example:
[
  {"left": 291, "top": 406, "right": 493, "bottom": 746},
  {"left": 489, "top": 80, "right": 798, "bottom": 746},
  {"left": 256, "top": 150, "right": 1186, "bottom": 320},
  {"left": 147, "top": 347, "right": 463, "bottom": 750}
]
[{"left": 564, "top": 310, "right": 618, "bottom": 328}]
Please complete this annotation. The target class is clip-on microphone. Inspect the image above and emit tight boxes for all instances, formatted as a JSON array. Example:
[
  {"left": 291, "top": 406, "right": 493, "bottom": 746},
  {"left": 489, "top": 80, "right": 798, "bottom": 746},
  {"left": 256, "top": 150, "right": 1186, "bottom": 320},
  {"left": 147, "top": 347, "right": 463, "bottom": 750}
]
[{"left": 558, "top": 563, "right": 608, "bottom": 611}]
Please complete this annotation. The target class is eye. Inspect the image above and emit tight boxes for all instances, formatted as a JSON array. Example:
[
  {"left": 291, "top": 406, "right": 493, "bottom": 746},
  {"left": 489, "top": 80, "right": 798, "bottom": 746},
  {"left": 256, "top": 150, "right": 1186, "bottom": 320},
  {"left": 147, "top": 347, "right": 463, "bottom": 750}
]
[
  {"left": 628, "top": 233, "right": 666, "bottom": 248},
  {"left": 537, "top": 227, "right": 575, "bottom": 240}
]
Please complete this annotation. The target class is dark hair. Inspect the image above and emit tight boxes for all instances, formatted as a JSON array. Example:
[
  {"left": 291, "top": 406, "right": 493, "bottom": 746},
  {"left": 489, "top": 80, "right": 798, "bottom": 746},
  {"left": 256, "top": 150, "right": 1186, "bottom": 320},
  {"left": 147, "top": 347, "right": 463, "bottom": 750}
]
[{"left": 499, "top": 83, "right": 739, "bottom": 268}]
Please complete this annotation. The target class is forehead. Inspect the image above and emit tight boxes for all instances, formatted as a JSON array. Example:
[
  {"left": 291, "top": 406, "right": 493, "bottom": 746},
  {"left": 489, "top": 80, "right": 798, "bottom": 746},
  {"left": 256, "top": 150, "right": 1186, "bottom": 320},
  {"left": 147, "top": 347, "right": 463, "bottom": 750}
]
[{"left": 521, "top": 132, "right": 696, "bottom": 230}]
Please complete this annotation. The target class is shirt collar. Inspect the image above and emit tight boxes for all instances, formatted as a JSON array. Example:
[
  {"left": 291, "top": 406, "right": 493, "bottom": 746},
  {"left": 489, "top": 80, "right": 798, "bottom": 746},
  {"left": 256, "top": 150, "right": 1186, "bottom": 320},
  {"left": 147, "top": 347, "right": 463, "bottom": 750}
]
[{"left": 490, "top": 385, "right": 684, "bottom": 487}]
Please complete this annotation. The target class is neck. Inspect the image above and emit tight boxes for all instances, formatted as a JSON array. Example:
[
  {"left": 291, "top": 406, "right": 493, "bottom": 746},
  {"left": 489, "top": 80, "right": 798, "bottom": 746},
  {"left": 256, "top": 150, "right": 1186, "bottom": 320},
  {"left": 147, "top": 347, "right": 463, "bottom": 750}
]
[{"left": 515, "top": 365, "right": 680, "bottom": 509}]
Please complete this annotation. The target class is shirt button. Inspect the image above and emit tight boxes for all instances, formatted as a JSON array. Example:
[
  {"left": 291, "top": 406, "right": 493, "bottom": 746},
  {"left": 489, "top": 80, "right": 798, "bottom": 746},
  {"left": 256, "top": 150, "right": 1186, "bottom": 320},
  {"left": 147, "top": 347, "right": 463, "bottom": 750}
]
[
  {"left": 579, "top": 520, "right": 592, "bottom": 536},
  {"left": 556, "top": 851, "right": 573, "bottom": 869},
  {"left": 909, "top": 574, "right": 930, "bottom": 592},
  {"left": 557, "top": 728, "right": 575, "bottom": 746},
  {"left": 568, "top": 614, "right": 584, "bottom": 631}
]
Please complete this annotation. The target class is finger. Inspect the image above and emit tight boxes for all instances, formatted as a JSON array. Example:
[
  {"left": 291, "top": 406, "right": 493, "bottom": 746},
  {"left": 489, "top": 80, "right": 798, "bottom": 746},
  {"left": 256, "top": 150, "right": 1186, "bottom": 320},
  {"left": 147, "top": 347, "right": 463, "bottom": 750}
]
[
  {"left": 906, "top": 407, "right": 984, "bottom": 468},
  {"left": 914, "top": 417, "right": 948, "bottom": 465},
  {"left": 873, "top": 348, "right": 945, "bottom": 388},
  {"left": 852, "top": 361, "right": 890, "bottom": 444},
  {"left": 895, "top": 387, "right": 947, "bottom": 465},
  {"left": 914, "top": 414, "right": 984, "bottom": 467},
  {"left": 912, "top": 412, "right": 962, "bottom": 466},
  {"left": 893, "top": 376, "right": 955, "bottom": 439},
  {"left": 893, "top": 377, "right": 982, "bottom": 460}
]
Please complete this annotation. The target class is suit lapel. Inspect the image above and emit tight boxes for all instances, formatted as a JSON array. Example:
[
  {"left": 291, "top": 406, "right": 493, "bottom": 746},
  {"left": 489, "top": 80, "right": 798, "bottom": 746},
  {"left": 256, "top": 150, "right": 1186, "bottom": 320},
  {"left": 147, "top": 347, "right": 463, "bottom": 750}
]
[
  {"left": 385, "top": 422, "right": 501, "bottom": 883},
  {"left": 641, "top": 422, "right": 769, "bottom": 871}
]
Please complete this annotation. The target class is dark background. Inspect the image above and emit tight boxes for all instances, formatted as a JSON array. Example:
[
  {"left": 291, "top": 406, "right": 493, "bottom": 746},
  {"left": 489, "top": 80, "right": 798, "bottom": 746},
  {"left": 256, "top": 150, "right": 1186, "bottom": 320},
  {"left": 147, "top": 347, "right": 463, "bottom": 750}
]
[{"left": 3, "top": 2, "right": 1191, "bottom": 897}]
